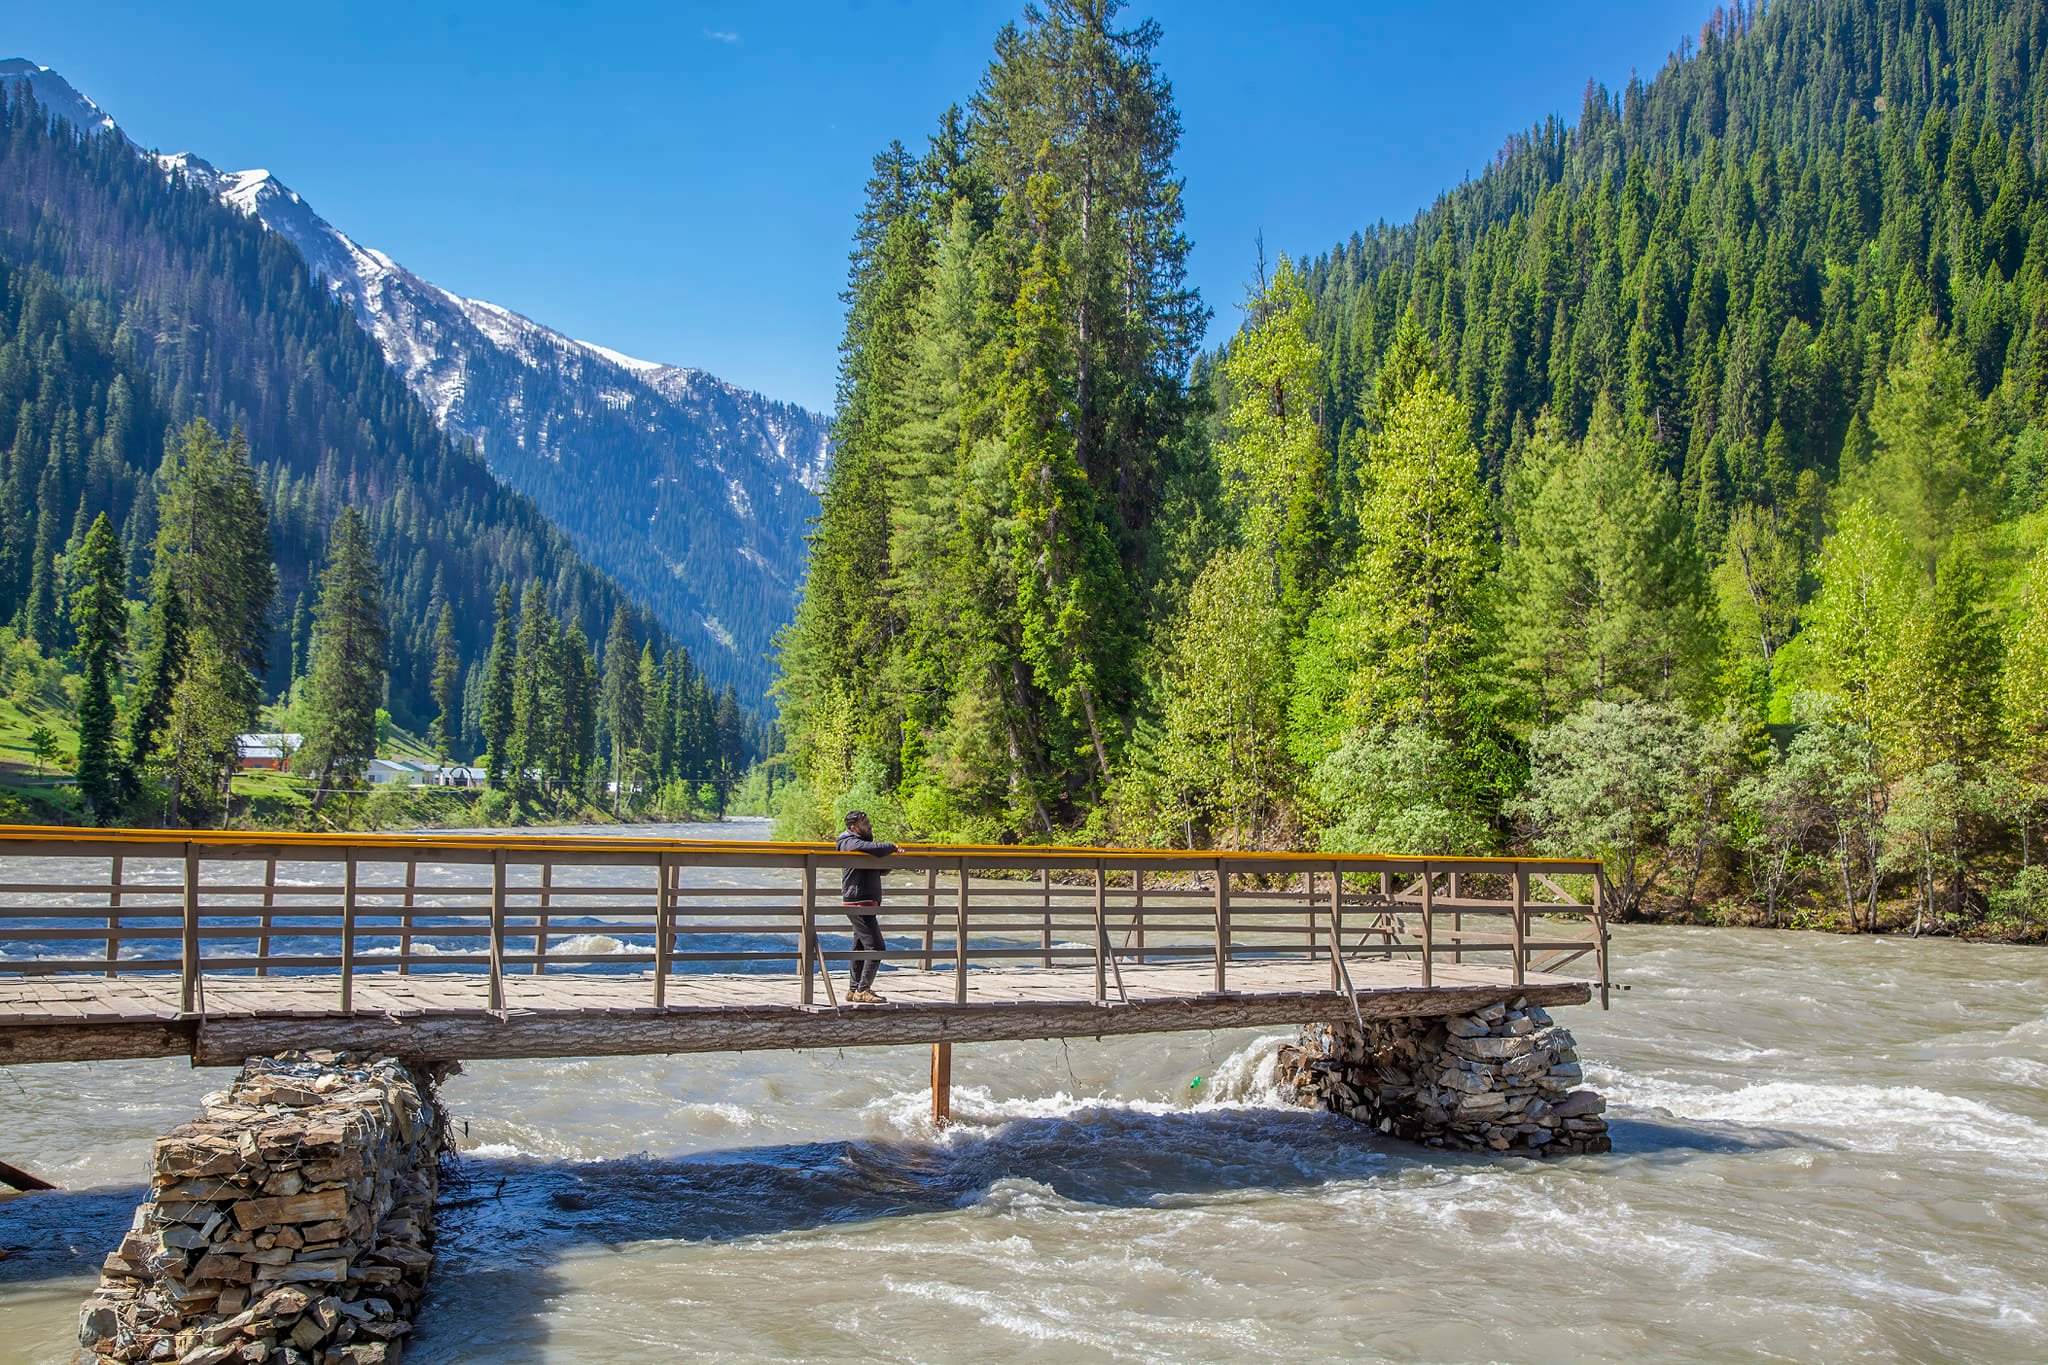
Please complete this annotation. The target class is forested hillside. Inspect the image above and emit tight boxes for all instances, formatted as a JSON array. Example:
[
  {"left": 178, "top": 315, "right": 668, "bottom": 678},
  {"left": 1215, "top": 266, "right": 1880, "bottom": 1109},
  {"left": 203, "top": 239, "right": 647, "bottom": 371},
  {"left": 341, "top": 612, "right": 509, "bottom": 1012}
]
[
  {"left": 0, "top": 81, "right": 768, "bottom": 825},
  {"left": 780, "top": 0, "right": 2048, "bottom": 935},
  {"left": 0, "top": 81, "right": 649, "bottom": 730},
  {"left": 161, "top": 146, "right": 830, "bottom": 703}
]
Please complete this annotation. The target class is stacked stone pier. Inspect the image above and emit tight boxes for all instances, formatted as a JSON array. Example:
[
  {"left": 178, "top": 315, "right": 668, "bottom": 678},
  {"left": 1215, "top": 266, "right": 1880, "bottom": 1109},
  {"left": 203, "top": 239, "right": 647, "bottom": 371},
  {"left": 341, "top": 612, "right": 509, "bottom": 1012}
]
[
  {"left": 74, "top": 1052, "right": 444, "bottom": 1365},
  {"left": 1281, "top": 997, "right": 1611, "bottom": 1155}
]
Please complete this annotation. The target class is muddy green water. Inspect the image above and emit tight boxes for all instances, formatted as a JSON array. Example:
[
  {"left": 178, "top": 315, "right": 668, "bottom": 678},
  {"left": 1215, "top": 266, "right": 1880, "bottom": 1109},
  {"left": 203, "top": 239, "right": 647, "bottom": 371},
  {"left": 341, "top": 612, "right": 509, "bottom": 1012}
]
[{"left": 3, "top": 820, "right": 2044, "bottom": 1361}]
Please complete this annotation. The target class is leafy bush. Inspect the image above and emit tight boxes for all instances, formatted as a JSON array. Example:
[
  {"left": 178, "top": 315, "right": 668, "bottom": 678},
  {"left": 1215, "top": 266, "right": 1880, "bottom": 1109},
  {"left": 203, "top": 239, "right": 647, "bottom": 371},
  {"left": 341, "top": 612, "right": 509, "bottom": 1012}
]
[{"left": 476, "top": 789, "right": 514, "bottom": 825}]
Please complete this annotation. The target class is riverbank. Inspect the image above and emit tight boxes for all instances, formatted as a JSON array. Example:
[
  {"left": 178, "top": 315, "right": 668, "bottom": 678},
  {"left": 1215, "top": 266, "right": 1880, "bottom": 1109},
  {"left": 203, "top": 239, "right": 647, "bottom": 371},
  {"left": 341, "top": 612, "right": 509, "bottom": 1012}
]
[{"left": 5, "top": 919, "right": 2045, "bottom": 1362}]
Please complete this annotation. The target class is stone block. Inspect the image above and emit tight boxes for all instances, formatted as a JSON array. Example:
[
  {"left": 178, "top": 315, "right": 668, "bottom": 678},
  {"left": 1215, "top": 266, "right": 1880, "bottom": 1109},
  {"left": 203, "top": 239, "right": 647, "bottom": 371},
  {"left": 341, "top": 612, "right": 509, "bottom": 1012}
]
[{"left": 230, "top": 1189, "right": 349, "bottom": 1232}]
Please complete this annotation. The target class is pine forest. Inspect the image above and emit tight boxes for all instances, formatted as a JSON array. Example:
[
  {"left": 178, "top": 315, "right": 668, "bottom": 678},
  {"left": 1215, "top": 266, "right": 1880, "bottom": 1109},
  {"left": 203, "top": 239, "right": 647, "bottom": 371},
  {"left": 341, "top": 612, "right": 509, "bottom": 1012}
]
[{"left": 775, "top": 0, "right": 2048, "bottom": 935}]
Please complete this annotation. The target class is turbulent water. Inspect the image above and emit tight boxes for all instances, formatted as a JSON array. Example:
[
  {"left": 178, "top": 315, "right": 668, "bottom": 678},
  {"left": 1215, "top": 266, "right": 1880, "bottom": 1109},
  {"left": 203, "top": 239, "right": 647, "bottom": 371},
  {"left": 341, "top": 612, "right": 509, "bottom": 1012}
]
[{"left": 4, "top": 819, "right": 2045, "bottom": 1362}]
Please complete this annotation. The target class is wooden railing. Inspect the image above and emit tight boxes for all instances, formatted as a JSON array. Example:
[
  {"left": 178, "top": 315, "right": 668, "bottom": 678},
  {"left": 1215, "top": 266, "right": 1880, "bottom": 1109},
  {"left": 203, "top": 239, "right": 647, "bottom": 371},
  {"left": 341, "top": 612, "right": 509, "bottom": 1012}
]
[{"left": 0, "top": 828, "right": 1610, "bottom": 1012}]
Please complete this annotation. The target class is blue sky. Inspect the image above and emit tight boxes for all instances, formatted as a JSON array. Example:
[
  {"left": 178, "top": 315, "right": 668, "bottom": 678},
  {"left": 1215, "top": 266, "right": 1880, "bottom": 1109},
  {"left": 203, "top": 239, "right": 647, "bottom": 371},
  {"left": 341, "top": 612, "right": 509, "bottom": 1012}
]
[{"left": 11, "top": 1, "right": 1708, "bottom": 413}]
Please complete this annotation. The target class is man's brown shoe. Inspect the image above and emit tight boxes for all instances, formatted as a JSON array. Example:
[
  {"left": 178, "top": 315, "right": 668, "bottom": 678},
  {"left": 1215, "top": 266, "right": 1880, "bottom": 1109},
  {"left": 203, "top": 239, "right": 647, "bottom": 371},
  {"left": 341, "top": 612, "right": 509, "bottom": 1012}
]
[{"left": 848, "top": 988, "right": 886, "bottom": 1003}]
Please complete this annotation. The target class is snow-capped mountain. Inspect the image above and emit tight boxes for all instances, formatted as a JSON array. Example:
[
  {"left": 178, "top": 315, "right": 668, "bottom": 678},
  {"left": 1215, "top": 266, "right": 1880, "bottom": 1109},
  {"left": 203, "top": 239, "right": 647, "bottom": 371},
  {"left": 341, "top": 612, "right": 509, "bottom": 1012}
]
[{"left": 5, "top": 60, "right": 829, "bottom": 701}]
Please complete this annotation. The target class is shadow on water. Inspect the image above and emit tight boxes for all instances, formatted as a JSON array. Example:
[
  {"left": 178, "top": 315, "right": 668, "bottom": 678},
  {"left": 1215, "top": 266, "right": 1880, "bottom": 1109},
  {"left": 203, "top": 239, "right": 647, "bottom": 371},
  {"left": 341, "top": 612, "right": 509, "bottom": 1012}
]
[
  {"left": 405, "top": 1099, "right": 1827, "bottom": 1357},
  {"left": 0, "top": 1104, "right": 1813, "bottom": 1296},
  {"left": 1, "top": 1104, "right": 1818, "bottom": 1361},
  {"left": 1605, "top": 1111, "right": 1823, "bottom": 1156},
  {"left": 0, "top": 1184, "right": 147, "bottom": 1289}
]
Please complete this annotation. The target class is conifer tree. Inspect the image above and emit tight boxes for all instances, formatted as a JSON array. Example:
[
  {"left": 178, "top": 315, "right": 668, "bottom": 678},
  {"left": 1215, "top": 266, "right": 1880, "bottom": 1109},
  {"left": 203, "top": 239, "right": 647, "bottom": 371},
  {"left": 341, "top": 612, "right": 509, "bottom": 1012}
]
[
  {"left": 1291, "top": 372, "right": 1497, "bottom": 767},
  {"left": 557, "top": 618, "right": 597, "bottom": 796},
  {"left": 2002, "top": 543, "right": 2048, "bottom": 869},
  {"left": 126, "top": 420, "right": 275, "bottom": 822},
  {"left": 1502, "top": 402, "right": 1717, "bottom": 719},
  {"left": 600, "top": 606, "right": 643, "bottom": 811},
  {"left": 510, "top": 582, "right": 557, "bottom": 798},
  {"left": 68, "top": 512, "right": 126, "bottom": 821},
  {"left": 1155, "top": 546, "right": 1289, "bottom": 846},
  {"left": 1216, "top": 257, "right": 1335, "bottom": 633},
  {"left": 429, "top": 603, "right": 460, "bottom": 762},
  {"left": 298, "top": 508, "right": 387, "bottom": 803},
  {"left": 23, "top": 469, "right": 60, "bottom": 649},
  {"left": 481, "top": 585, "right": 518, "bottom": 790}
]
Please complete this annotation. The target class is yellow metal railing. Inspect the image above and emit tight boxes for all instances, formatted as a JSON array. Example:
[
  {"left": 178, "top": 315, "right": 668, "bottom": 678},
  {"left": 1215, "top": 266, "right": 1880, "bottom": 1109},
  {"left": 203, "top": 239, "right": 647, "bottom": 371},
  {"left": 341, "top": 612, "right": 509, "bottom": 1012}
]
[{"left": 0, "top": 827, "right": 1610, "bottom": 1013}]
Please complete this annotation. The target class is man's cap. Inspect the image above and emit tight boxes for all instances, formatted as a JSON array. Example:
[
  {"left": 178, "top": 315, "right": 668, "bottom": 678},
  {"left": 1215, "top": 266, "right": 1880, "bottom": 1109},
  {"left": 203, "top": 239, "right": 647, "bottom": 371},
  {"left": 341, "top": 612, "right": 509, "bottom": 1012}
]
[{"left": 844, "top": 810, "right": 868, "bottom": 827}]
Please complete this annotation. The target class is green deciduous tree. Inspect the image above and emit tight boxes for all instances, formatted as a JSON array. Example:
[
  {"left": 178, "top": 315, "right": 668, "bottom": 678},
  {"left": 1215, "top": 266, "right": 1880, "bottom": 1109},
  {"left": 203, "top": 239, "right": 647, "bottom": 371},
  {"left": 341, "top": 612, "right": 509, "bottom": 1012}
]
[
  {"left": 2002, "top": 543, "right": 2048, "bottom": 872},
  {"left": 1313, "top": 725, "right": 1492, "bottom": 856},
  {"left": 1515, "top": 698, "right": 1718, "bottom": 920}
]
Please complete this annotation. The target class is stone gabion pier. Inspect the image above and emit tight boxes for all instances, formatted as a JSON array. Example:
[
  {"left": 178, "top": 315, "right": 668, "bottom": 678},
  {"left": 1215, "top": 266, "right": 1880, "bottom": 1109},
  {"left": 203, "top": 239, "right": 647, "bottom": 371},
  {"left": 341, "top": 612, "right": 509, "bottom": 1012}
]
[
  {"left": 1281, "top": 998, "right": 1611, "bottom": 1155},
  {"left": 75, "top": 1051, "right": 445, "bottom": 1364}
]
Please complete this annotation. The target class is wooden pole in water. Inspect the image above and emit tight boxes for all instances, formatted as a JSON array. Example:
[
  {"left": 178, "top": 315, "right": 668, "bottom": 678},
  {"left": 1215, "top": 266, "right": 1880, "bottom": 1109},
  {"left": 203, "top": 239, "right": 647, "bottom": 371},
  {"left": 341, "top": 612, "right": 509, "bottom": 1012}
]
[
  {"left": 931, "top": 1041, "right": 952, "bottom": 1127},
  {"left": 0, "top": 1158, "right": 55, "bottom": 1192}
]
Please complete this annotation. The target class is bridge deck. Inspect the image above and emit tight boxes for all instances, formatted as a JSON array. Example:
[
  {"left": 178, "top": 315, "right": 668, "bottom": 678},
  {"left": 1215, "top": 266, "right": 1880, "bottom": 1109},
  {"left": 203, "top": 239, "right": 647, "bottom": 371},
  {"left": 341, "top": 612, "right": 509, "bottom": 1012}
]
[
  {"left": 0, "top": 959, "right": 1589, "bottom": 1065},
  {"left": 0, "top": 829, "right": 1607, "bottom": 1067}
]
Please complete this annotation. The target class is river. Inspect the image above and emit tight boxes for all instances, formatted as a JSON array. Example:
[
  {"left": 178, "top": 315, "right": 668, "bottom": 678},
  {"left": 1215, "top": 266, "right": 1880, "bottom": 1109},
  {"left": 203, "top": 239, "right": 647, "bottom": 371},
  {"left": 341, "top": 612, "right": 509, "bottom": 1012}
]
[{"left": 3, "top": 819, "right": 2045, "bottom": 1361}]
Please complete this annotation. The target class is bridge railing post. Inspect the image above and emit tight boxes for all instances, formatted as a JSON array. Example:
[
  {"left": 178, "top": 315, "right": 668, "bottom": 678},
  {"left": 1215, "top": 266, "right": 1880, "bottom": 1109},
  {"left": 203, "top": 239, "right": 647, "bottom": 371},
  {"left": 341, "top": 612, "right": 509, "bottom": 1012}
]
[
  {"left": 532, "top": 861, "right": 552, "bottom": 976},
  {"left": 799, "top": 854, "right": 816, "bottom": 1006},
  {"left": 257, "top": 856, "right": 278, "bottom": 977},
  {"left": 1326, "top": 867, "right": 1342, "bottom": 990},
  {"left": 1092, "top": 860, "right": 1107, "bottom": 1003},
  {"left": 1511, "top": 863, "right": 1528, "bottom": 987},
  {"left": 1131, "top": 868, "right": 1145, "bottom": 960},
  {"left": 1593, "top": 863, "right": 1610, "bottom": 1009},
  {"left": 954, "top": 858, "right": 969, "bottom": 1004},
  {"left": 921, "top": 866, "right": 936, "bottom": 971},
  {"left": 1211, "top": 858, "right": 1228, "bottom": 994},
  {"left": 179, "top": 843, "right": 200, "bottom": 1015},
  {"left": 1450, "top": 870, "right": 1463, "bottom": 965},
  {"left": 488, "top": 851, "right": 507, "bottom": 1012},
  {"left": 105, "top": 853, "right": 122, "bottom": 978},
  {"left": 1039, "top": 866, "right": 1052, "bottom": 969},
  {"left": 340, "top": 849, "right": 358, "bottom": 1013},
  {"left": 653, "top": 854, "right": 673, "bottom": 1009},
  {"left": 1418, "top": 861, "right": 1435, "bottom": 987}
]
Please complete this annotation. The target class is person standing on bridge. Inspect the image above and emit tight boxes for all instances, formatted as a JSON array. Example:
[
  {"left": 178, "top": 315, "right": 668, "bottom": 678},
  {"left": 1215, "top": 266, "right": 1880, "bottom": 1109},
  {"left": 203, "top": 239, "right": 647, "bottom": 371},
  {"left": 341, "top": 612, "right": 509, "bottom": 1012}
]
[{"left": 838, "top": 810, "right": 898, "bottom": 1003}]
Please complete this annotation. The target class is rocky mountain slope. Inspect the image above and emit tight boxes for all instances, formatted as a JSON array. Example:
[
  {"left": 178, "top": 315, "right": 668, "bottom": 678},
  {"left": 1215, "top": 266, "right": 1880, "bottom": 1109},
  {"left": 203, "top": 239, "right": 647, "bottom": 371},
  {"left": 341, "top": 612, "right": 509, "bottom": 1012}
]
[{"left": 7, "top": 61, "right": 828, "bottom": 701}]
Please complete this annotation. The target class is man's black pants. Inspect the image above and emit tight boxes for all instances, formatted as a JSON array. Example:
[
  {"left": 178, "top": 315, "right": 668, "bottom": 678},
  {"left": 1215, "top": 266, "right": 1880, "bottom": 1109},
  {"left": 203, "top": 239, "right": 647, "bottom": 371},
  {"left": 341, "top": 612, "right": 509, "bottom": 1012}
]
[{"left": 844, "top": 905, "right": 884, "bottom": 991}]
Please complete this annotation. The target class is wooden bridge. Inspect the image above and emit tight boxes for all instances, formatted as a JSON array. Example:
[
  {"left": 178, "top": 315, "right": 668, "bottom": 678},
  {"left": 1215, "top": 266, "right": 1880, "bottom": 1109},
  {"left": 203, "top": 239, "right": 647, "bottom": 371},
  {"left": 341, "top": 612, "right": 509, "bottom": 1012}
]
[{"left": 0, "top": 828, "right": 1609, "bottom": 1074}]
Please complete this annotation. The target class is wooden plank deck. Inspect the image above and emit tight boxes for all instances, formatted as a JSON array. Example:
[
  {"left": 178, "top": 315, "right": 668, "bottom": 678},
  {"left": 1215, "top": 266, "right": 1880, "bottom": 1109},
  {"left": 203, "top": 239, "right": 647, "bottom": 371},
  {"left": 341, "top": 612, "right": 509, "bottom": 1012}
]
[{"left": 0, "top": 960, "right": 1589, "bottom": 1065}]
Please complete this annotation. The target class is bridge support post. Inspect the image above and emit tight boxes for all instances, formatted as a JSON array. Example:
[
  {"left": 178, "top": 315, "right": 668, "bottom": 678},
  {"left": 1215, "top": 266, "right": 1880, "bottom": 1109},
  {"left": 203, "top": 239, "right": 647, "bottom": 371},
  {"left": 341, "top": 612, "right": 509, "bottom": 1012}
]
[{"left": 931, "top": 1041, "right": 952, "bottom": 1127}]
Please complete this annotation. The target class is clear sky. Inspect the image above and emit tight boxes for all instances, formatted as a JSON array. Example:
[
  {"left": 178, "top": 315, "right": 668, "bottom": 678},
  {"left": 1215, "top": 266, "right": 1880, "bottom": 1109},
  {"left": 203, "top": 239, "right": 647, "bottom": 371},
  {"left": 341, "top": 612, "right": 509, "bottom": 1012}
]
[{"left": 9, "top": 0, "right": 1710, "bottom": 414}]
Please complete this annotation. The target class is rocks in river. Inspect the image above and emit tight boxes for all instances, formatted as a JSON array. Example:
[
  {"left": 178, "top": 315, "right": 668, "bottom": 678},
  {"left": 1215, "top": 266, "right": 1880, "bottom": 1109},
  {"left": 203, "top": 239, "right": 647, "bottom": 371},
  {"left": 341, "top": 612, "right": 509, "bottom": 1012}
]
[
  {"left": 1276, "top": 998, "right": 1611, "bottom": 1157},
  {"left": 73, "top": 1051, "right": 447, "bottom": 1364}
]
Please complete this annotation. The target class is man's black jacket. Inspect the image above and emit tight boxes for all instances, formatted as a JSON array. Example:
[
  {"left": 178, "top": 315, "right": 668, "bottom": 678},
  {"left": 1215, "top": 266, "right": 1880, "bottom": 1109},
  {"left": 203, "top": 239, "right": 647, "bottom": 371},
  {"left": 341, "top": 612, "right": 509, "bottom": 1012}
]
[{"left": 837, "top": 830, "right": 898, "bottom": 903}]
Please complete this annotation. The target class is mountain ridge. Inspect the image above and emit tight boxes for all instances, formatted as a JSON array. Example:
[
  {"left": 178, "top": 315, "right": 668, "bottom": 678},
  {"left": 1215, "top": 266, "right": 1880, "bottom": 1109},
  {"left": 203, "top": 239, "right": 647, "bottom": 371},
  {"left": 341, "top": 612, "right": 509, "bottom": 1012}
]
[{"left": 5, "top": 59, "right": 828, "bottom": 703}]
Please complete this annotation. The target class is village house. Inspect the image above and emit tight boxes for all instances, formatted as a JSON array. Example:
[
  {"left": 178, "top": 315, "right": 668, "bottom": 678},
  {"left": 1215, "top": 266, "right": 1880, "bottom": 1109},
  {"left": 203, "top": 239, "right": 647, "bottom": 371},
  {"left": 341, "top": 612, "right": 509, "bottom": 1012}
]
[{"left": 234, "top": 733, "right": 303, "bottom": 771}]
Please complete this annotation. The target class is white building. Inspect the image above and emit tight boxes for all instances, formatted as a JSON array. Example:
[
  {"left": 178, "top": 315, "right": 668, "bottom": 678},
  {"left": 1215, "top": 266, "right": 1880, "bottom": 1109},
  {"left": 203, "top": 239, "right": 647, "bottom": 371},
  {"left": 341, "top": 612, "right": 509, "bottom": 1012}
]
[{"left": 365, "top": 758, "right": 437, "bottom": 787}]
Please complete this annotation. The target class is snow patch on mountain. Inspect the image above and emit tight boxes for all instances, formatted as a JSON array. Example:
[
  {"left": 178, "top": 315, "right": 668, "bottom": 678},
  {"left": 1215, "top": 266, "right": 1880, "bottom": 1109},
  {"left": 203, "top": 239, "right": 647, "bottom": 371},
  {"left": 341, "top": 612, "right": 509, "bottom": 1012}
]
[
  {"left": 0, "top": 60, "right": 119, "bottom": 139},
  {"left": 8, "top": 57, "right": 833, "bottom": 698}
]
